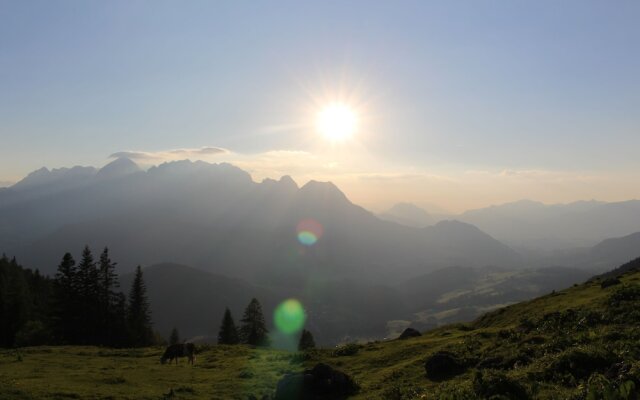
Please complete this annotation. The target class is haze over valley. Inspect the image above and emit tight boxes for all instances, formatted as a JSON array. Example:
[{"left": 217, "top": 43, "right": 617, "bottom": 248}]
[{"left": 2, "top": 158, "right": 639, "bottom": 344}]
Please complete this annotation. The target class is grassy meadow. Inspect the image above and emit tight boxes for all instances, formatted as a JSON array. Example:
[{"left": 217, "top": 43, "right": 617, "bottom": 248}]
[{"left": 2, "top": 269, "right": 640, "bottom": 399}]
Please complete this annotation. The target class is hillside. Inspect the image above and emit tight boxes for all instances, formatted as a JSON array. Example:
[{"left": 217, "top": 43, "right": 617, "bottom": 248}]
[{"left": 2, "top": 266, "right": 639, "bottom": 399}]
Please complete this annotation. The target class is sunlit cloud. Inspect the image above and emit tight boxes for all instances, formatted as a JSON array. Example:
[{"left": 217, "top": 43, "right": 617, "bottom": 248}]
[{"left": 108, "top": 147, "right": 230, "bottom": 162}]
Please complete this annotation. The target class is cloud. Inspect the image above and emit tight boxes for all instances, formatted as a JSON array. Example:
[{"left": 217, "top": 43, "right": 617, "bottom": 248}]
[{"left": 108, "top": 147, "right": 230, "bottom": 162}]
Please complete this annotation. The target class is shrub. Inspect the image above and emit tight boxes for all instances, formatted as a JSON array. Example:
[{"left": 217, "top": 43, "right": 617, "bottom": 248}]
[
  {"left": 333, "top": 343, "right": 359, "bottom": 357},
  {"left": 425, "top": 351, "right": 466, "bottom": 381},
  {"left": 14, "top": 320, "right": 51, "bottom": 347},
  {"left": 548, "top": 347, "right": 615, "bottom": 381},
  {"left": 601, "top": 278, "right": 622, "bottom": 289},
  {"left": 472, "top": 370, "right": 529, "bottom": 400}
]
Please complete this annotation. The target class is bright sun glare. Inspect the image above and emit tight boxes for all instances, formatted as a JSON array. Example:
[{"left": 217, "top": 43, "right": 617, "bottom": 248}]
[{"left": 316, "top": 103, "right": 357, "bottom": 141}]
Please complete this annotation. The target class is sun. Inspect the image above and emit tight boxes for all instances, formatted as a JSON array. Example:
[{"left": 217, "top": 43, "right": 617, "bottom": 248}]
[{"left": 316, "top": 103, "right": 358, "bottom": 141}]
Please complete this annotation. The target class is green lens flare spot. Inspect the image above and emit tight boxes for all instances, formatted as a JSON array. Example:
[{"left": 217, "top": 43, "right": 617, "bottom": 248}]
[
  {"left": 274, "top": 299, "right": 306, "bottom": 334},
  {"left": 297, "top": 231, "right": 317, "bottom": 246}
]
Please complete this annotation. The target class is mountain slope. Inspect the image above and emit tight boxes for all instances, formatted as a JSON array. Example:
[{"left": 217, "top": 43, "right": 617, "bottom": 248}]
[
  {"left": 299, "top": 265, "right": 640, "bottom": 399},
  {"left": 119, "top": 263, "right": 407, "bottom": 345},
  {"left": 378, "top": 202, "right": 436, "bottom": 228},
  {"left": 0, "top": 160, "right": 520, "bottom": 284}
]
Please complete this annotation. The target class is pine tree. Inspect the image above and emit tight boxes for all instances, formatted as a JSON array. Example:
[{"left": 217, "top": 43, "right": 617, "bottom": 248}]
[
  {"left": 97, "top": 247, "right": 119, "bottom": 345},
  {"left": 111, "top": 292, "right": 129, "bottom": 348},
  {"left": 127, "top": 265, "right": 153, "bottom": 347},
  {"left": 298, "top": 329, "right": 316, "bottom": 351},
  {"left": 217, "top": 307, "right": 239, "bottom": 345},
  {"left": 76, "top": 246, "right": 100, "bottom": 344},
  {"left": 239, "top": 298, "right": 269, "bottom": 346},
  {"left": 0, "top": 257, "right": 31, "bottom": 346},
  {"left": 52, "top": 253, "right": 79, "bottom": 343},
  {"left": 169, "top": 327, "right": 180, "bottom": 345}
]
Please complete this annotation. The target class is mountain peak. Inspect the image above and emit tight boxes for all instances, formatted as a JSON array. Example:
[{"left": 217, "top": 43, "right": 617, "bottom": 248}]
[
  {"left": 97, "top": 157, "right": 141, "bottom": 180},
  {"left": 13, "top": 166, "right": 96, "bottom": 190},
  {"left": 279, "top": 175, "right": 298, "bottom": 189}
]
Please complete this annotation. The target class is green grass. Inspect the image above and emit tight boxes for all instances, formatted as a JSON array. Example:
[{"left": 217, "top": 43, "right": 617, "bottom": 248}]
[
  {"left": 0, "top": 345, "right": 301, "bottom": 399},
  {"left": 2, "top": 270, "right": 640, "bottom": 399}
]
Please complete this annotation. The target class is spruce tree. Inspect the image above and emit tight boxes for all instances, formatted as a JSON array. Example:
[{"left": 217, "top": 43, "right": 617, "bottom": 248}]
[
  {"left": 169, "top": 327, "right": 180, "bottom": 345},
  {"left": 111, "top": 292, "right": 129, "bottom": 348},
  {"left": 97, "top": 247, "right": 119, "bottom": 345},
  {"left": 53, "top": 252, "right": 79, "bottom": 343},
  {"left": 127, "top": 265, "right": 153, "bottom": 347},
  {"left": 76, "top": 246, "right": 100, "bottom": 344},
  {"left": 217, "top": 307, "right": 239, "bottom": 345},
  {"left": 1, "top": 258, "right": 31, "bottom": 347},
  {"left": 298, "top": 329, "right": 316, "bottom": 351},
  {"left": 239, "top": 298, "right": 269, "bottom": 346}
]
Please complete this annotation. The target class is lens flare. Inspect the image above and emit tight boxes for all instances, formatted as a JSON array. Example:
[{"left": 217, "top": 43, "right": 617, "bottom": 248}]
[
  {"left": 296, "top": 219, "right": 324, "bottom": 246},
  {"left": 274, "top": 299, "right": 306, "bottom": 334}
]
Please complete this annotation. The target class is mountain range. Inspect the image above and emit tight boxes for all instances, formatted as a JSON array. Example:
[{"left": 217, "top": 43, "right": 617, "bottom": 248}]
[
  {"left": 2, "top": 158, "right": 640, "bottom": 344},
  {"left": 0, "top": 158, "right": 520, "bottom": 284}
]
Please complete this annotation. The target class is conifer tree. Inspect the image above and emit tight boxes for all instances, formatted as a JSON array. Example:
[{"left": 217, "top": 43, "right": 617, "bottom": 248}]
[
  {"left": 298, "top": 329, "right": 316, "bottom": 351},
  {"left": 127, "top": 265, "right": 153, "bottom": 347},
  {"left": 239, "top": 298, "right": 269, "bottom": 346},
  {"left": 0, "top": 257, "right": 31, "bottom": 346},
  {"left": 76, "top": 246, "right": 100, "bottom": 343},
  {"left": 169, "top": 327, "right": 180, "bottom": 345},
  {"left": 217, "top": 307, "right": 239, "bottom": 345},
  {"left": 0, "top": 255, "right": 10, "bottom": 346},
  {"left": 97, "top": 247, "right": 119, "bottom": 345},
  {"left": 52, "top": 252, "right": 79, "bottom": 343},
  {"left": 111, "top": 292, "right": 129, "bottom": 348}
]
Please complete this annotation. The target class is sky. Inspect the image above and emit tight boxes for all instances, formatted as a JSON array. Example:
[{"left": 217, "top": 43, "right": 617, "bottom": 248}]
[{"left": 1, "top": 1, "right": 639, "bottom": 213}]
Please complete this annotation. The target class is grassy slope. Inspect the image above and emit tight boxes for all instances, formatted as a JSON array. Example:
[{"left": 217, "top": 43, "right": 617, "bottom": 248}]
[{"left": 1, "top": 270, "right": 639, "bottom": 399}]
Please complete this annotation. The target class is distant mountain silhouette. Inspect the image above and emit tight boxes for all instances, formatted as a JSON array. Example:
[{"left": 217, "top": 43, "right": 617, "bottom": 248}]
[
  {"left": 379, "top": 203, "right": 436, "bottom": 228},
  {"left": 0, "top": 160, "right": 521, "bottom": 284},
  {"left": 587, "top": 232, "right": 640, "bottom": 270},
  {"left": 459, "top": 199, "right": 640, "bottom": 250}
]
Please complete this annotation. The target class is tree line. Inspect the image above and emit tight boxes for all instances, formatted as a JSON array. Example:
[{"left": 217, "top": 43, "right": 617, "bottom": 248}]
[
  {"left": 0, "top": 246, "right": 153, "bottom": 348},
  {"left": 1, "top": 247, "right": 316, "bottom": 350},
  {"left": 216, "top": 300, "right": 315, "bottom": 351}
]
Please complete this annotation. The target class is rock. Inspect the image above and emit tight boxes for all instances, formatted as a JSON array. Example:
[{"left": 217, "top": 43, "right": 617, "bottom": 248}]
[
  {"left": 273, "top": 363, "right": 358, "bottom": 400},
  {"left": 398, "top": 328, "right": 421, "bottom": 340},
  {"left": 424, "top": 351, "right": 466, "bottom": 380},
  {"left": 601, "top": 277, "right": 621, "bottom": 289}
]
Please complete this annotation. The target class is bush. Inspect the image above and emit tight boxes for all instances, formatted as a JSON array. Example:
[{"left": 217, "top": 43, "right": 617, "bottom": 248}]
[
  {"left": 14, "top": 320, "right": 51, "bottom": 347},
  {"left": 333, "top": 343, "right": 359, "bottom": 357},
  {"left": 601, "top": 278, "right": 622, "bottom": 289},
  {"left": 425, "top": 351, "right": 466, "bottom": 381},
  {"left": 472, "top": 370, "right": 529, "bottom": 400},
  {"left": 606, "top": 285, "right": 640, "bottom": 323},
  {"left": 548, "top": 347, "right": 615, "bottom": 381}
]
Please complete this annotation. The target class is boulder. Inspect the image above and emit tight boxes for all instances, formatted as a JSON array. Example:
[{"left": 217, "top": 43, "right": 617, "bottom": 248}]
[
  {"left": 398, "top": 328, "right": 421, "bottom": 340},
  {"left": 274, "top": 363, "right": 358, "bottom": 400}
]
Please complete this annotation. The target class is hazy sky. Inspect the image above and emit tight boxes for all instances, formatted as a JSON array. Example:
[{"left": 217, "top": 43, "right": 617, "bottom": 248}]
[{"left": 2, "top": 1, "right": 639, "bottom": 212}]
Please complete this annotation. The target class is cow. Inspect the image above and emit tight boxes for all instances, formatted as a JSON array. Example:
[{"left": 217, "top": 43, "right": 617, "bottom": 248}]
[{"left": 160, "top": 343, "right": 196, "bottom": 365}]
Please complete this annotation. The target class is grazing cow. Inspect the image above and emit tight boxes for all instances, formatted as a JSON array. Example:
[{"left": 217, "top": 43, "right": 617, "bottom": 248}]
[{"left": 160, "top": 343, "right": 196, "bottom": 365}]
